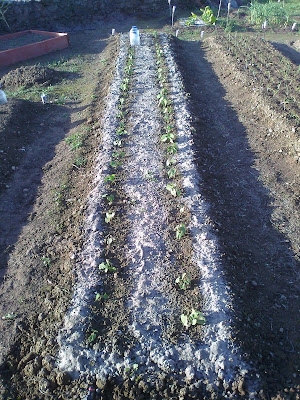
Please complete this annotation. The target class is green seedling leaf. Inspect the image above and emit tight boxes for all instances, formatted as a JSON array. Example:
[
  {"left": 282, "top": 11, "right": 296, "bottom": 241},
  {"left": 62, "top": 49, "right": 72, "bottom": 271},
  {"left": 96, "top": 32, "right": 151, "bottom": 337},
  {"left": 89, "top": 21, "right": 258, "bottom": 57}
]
[
  {"left": 104, "top": 174, "right": 116, "bottom": 183},
  {"left": 99, "top": 259, "right": 116, "bottom": 273},
  {"left": 110, "top": 160, "right": 121, "bottom": 168},
  {"left": 166, "top": 183, "right": 181, "bottom": 197},
  {"left": 114, "top": 138, "right": 122, "bottom": 147},
  {"left": 88, "top": 330, "right": 98, "bottom": 343},
  {"left": 2, "top": 313, "right": 17, "bottom": 321},
  {"left": 167, "top": 144, "right": 178, "bottom": 155},
  {"left": 161, "top": 132, "right": 175, "bottom": 143},
  {"left": 105, "top": 211, "right": 115, "bottom": 223},
  {"left": 167, "top": 167, "right": 177, "bottom": 179},
  {"left": 190, "top": 309, "right": 206, "bottom": 326},
  {"left": 181, "top": 314, "right": 190, "bottom": 328},
  {"left": 95, "top": 293, "right": 109, "bottom": 301},
  {"left": 166, "top": 158, "right": 176, "bottom": 167},
  {"left": 176, "top": 223, "right": 186, "bottom": 239},
  {"left": 175, "top": 272, "right": 191, "bottom": 290}
]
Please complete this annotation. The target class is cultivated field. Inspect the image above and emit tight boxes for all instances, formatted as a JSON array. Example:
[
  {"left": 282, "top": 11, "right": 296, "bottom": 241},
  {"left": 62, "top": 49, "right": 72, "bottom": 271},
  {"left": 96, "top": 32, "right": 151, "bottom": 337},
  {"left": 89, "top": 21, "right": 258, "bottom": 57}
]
[{"left": 0, "top": 19, "right": 299, "bottom": 400}]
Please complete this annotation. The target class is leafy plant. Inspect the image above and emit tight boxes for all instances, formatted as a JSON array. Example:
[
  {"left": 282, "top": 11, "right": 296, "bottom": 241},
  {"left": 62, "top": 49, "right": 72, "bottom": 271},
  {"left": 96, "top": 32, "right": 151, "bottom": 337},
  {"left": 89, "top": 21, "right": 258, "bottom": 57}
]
[
  {"left": 166, "top": 183, "right": 181, "bottom": 197},
  {"left": 175, "top": 273, "right": 191, "bottom": 290},
  {"left": 110, "top": 160, "right": 121, "bottom": 168},
  {"left": 99, "top": 259, "right": 116, "bottom": 273},
  {"left": 176, "top": 223, "right": 186, "bottom": 239},
  {"left": 181, "top": 309, "right": 206, "bottom": 328},
  {"left": 166, "top": 158, "right": 176, "bottom": 167},
  {"left": 105, "top": 211, "right": 115, "bottom": 223},
  {"left": 186, "top": 12, "right": 201, "bottom": 26},
  {"left": 200, "top": 6, "right": 216, "bottom": 25}
]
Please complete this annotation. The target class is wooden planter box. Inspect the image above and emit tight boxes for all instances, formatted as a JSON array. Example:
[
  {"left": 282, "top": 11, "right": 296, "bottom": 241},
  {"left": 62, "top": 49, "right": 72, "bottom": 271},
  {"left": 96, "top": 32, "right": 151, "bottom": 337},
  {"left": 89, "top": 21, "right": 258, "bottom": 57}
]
[{"left": 0, "top": 30, "right": 69, "bottom": 68}]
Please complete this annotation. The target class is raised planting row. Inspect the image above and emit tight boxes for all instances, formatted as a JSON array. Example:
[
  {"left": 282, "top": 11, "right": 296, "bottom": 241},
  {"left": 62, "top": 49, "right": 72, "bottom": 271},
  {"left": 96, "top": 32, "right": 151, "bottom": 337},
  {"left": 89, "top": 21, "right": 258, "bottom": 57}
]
[
  {"left": 217, "top": 33, "right": 299, "bottom": 127},
  {"left": 56, "top": 33, "right": 260, "bottom": 399}
]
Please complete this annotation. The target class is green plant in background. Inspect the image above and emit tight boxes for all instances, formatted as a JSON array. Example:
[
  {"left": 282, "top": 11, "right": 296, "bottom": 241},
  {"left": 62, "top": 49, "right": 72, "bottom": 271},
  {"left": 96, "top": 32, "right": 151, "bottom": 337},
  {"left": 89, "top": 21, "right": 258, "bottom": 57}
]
[
  {"left": 176, "top": 223, "right": 186, "bottom": 239},
  {"left": 181, "top": 309, "right": 206, "bottom": 328},
  {"left": 99, "top": 259, "right": 116, "bottom": 273},
  {"left": 201, "top": 6, "right": 216, "bottom": 25},
  {"left": 186, "top": 12, "right": 201, "bottom": 26},
  {"left": 249, "top": 1, "right": 288, "bottom": 26},
  {"left": 175, "top": 272, "right": 191, "bottom": 290}
]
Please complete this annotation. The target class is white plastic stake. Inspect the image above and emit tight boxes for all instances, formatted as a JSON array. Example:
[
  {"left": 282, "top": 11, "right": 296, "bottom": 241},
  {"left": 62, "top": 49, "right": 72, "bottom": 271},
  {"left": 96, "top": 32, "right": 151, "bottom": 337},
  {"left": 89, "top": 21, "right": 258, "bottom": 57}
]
[
  {"left": 111, "top": 29, "right": 115, "bottom": 35},
  {"left": 262, "top": 20, "right": 267, "bottom": 29},
  {"left": 291, "top": 22, "right": 297, "bottom": 31},
  {"left": 200, "top": 31, "right": 204, "bottom": 40},
  {"left": 175, "top": 29, "right": 179, "bottom": 37},
  {"left": 172, "top": 5, "right": 176, "bottom": 27}
]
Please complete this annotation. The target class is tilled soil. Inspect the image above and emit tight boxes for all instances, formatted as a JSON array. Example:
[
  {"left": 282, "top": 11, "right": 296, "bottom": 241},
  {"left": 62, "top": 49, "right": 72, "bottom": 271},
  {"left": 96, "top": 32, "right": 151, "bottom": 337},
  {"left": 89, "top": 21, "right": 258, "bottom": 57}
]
[{"left": 0, "top": 29, "right": 299, "bottom": 400}]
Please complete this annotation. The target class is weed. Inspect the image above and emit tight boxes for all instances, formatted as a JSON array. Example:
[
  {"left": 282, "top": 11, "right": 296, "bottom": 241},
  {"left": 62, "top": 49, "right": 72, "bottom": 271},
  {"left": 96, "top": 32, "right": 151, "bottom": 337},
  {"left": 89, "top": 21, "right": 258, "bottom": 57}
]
[
  {"left": 73, "top": 156, "right": 86, "bottom": 168},
  {"left": 99, "top": 259, "right": 116, "bottom": 273},
  {"left": 166, "top": 183, "right": 181, "bottom": 197},
  {"left": 181, "top": 309, "right": 206, "bottom": 329},
  {"left": 105, "top": 211, "right": 115, "bottom": 223},
  {"left": 65, "top": 133, "right": 84, "bottom": 150},
  {"left": 176, "top": 223, "right": 186, "bottom": 239},
  {"left": 2, "top": 312, "right": 17, "bottom": 321},
  {"left": 175, "top": 273, "right": 191, "bottom": 290}
]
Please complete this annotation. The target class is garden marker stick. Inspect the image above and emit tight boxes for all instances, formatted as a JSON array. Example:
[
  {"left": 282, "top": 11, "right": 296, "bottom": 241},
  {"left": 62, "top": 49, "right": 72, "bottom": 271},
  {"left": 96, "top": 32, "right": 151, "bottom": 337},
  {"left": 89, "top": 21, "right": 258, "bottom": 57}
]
[
  {"left": 201, "top": 31, "right": 204, "bottom": 40},
  {"left": 172, "top": 6, "right": 176, "bottom": 27},
  {"left": 217, "top": 0, "right": 222, "bottom": 19},
  {"left": 168, "top": 0, "right": 171, "bottom": 17},
  {"left": 111, "top": 29, "right": 115, "bottom": 35}
]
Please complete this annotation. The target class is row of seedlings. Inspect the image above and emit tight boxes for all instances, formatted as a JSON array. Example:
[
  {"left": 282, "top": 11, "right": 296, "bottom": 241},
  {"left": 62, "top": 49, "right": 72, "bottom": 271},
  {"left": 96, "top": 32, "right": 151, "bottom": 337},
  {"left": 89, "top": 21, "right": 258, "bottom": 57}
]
[
  {"left": 154, "top": 38, "right": 206, "bottom": 331},
  {"left": 87, "top": 45, "right": 136, "bottom": 346}
]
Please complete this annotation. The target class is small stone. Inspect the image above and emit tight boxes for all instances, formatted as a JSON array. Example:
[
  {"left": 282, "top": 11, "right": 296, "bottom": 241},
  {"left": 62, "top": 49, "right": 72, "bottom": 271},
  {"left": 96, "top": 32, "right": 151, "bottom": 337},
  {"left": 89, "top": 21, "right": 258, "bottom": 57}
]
[{"left": 251, "top": 280, "right": 258, "bottom": 286}]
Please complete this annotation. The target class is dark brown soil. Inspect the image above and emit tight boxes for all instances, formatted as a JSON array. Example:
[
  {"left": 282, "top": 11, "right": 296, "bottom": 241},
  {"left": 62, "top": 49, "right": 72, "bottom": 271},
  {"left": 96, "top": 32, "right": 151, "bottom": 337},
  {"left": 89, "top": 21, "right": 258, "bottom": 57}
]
[
  {"left": 0, "top": 65, "right": 58, "bottom": 89},
  {"left": 0, "top": 26, "right": 299, "bottom": 400},
  {"left": 173, "top": 35, "right": 299, "bottom": 398}
]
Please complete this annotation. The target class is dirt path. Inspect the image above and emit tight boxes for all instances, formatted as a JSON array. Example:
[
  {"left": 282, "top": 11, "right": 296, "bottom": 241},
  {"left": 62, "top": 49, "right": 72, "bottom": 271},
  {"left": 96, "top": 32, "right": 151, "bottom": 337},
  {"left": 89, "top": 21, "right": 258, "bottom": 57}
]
[{"left": 0, "top": 30, "right": 299, "bottom": 400}]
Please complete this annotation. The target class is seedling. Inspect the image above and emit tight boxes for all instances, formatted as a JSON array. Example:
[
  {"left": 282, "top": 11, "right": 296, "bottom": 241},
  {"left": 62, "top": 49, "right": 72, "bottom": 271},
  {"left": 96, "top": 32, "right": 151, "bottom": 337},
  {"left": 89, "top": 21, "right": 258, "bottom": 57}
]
[
  {"left": 95, "top": 293, "right": 109, "bottom": 301},
  {"left": 113, "top": 138, "right": 122, "bottom": 147},
  {"left": 99, "top": 259, "right": 116, "bottom": 273},
  {"left": 167, "top": 167, "right": 177, "bottom": 179},
  {"left": 166, "top": 183, "right": 181, "bottom": 197},
  {"left": 110, "top": 160, "right": 121, "bottom": 168},
  {"left": 105, "top": 235, "right": 114, "bottom": 246},
  {"left": 41, "top": 256, "right": 51, "bottom": 267},
  {"left": 116, "top": 127, "right": 127, "bottom": 136},
  {"left": 112, "top": 151, "right": 125, "bottom": 158},
  {"left": 166, "top": 158, "right": 176, "bottom": 167},
  {"left": 167, "top": 144, "right": 178, "bottom": 155},
  {"left": 105, "top": 211, "right": 115, "bottom": 223},
  {"left": 88, "top": 329, "right": 98, "bottom": 343},
  {"left": 104, "top": 174, "right": 116, "bottom": 183},
  {"left": 176, "top": 223, "right": 186, "bottom": 239},
  {"left": 2, "top": 313, "right": 17, "bottom": 321},
  {"left": 181, "top": 309, "right": 206, "bottom": 329},
  {"left": 102, "top": 193, "right": 114, "bottom": 204},
  {"left": 161, "top": 132, "right": 176, "bottom": 143},
  {"left": 175, "top": 273, "right": 191, "bottom": 290}
]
